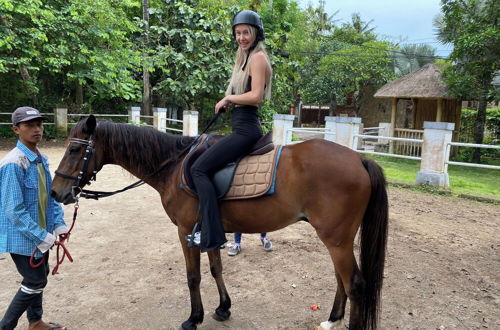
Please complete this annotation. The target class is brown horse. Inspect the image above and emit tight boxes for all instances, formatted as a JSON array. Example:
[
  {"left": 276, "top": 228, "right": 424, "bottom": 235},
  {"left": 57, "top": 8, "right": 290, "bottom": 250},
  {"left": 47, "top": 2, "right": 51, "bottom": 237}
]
[{"left": 51, "top": 115, "right": 388, "bottom": 330}]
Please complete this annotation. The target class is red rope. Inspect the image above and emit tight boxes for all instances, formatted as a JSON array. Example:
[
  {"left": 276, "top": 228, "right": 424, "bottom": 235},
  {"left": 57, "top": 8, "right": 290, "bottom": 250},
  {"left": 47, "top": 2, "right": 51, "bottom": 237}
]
[{"left": 30, "top": 205, "right": 78, "bottom": 275}]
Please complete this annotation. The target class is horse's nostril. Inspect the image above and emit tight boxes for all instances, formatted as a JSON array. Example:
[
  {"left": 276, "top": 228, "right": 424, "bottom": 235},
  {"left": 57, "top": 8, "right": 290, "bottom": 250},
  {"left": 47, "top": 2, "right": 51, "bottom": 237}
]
[{"left": 50, "top": 190, "right": 57, "bottom": 198}]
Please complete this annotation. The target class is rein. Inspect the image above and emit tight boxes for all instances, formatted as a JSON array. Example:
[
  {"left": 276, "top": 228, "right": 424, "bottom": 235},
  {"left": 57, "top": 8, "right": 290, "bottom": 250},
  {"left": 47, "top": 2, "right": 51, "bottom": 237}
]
[{"left": 29, "top": 200, "right": 78, "bottom": 275}]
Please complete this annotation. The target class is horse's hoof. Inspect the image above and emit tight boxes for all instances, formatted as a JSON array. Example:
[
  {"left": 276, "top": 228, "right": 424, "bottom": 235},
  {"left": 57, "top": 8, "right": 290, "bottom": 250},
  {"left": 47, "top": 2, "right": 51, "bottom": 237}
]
[
  {"left": 180, "top": 320, "right": 197, "bottom": 330},
  {"left": 212, "top": 308, "right": 231, "bottom": 322}
]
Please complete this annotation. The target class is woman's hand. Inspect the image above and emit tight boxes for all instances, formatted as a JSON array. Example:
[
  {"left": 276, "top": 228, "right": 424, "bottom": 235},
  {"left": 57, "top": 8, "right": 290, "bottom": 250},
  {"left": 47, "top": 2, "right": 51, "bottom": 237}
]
[{"left": 215, "top": 96, "right": 231, "bottom": 114}]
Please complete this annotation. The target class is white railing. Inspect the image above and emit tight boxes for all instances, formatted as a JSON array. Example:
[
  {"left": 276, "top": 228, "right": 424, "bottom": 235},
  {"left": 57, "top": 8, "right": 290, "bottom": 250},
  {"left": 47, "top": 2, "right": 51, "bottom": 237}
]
[
  {"left": 162, "top": 118, "right": 183, "bottom": 133},
  {"left": 0, "top": 112, "right": 56, "bottom": 125},
  {"left": 446, "top": 142, "right": 500, "bottom": 170},
  {"left": 285, "top": 127, "right": 335, "bottom": 145},
  {"left": 395, "top": 128, "right": 423, "bottom": 157},
  {"left": 67, "top": 113, "right": 129, "bottom": 126},
  {"left": 353, "top": 134, "right": 423, "bottom": 161}
]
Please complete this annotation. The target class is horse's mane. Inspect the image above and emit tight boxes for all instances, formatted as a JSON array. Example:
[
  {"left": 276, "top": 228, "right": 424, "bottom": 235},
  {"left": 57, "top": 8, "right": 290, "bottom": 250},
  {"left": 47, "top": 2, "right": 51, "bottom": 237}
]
[{"left": 73, "top": 119, "right": 195, "bottom": 177}]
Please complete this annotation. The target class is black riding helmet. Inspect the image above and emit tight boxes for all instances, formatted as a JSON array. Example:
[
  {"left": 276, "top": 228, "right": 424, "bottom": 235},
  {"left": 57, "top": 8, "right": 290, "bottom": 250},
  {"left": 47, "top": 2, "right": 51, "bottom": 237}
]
[{"left": 232, "top": 10, "right": 265, "bottom": 42}]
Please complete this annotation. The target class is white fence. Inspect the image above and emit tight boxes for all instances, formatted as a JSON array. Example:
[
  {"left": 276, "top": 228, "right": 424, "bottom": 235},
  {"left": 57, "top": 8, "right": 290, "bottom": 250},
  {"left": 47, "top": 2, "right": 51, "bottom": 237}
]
[
  {"left": 272, "top": 115, "right": 499, "bottom": 188},
  {"left": 1, "top": 107, "right": 199, "bottom": 137}
]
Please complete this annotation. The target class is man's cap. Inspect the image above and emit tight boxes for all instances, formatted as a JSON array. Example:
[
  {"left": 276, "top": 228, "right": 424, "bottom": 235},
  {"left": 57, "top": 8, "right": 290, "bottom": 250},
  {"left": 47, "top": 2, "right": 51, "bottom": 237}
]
[{"left": 12, "top": 106, "right": 47, "bottom": 126}]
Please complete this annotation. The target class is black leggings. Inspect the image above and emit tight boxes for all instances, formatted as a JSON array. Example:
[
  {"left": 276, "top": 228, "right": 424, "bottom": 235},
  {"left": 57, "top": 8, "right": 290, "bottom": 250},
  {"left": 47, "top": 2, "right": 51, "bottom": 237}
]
[{"left": 190, "top": 106, "right": 262, "bottom": 251}]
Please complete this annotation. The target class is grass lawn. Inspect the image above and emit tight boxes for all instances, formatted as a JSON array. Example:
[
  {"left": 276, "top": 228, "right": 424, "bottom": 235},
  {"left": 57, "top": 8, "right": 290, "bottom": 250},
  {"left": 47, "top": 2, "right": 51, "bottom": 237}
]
[{"left": 366, "top": 155, "right": 500, "bottom": 201}]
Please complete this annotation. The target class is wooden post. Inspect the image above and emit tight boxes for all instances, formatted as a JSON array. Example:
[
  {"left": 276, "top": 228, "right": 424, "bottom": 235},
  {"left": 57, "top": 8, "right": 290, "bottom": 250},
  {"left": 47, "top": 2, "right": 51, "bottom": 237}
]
[
  {"left": 389, "top": 98, "right": 397, "bottom": 153},
  {"left": 436, "top": 98, "right": 443, "bottom": 122}
]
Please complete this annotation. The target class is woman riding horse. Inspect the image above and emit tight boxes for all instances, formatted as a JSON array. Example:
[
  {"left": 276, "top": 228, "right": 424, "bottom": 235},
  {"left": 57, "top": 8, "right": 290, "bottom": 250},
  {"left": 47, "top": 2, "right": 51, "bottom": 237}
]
[{"left": 187, "top": 10, "right": 273, "bottom": 252}]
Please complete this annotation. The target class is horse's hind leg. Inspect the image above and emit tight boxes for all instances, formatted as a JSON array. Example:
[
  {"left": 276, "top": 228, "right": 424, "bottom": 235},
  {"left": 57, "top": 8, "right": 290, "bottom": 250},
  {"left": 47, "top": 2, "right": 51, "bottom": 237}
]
[
  {"left": 326, "top": 246, "right": 365, "bottom": 330},
  {"left": 320, "top": 271, "right": 348, "bottom": 329},
  {"left": 207, "top": 249, "right": 232, "bottom": 321},
  {"left": 314, "top": 233, "right": 364, "bottom": 330}
]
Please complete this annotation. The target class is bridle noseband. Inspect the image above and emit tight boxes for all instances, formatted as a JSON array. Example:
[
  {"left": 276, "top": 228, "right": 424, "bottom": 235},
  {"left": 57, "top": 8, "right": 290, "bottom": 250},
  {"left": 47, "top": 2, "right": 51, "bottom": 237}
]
[{"left": 55, "top": 136, "right": 97, "bottom": 199}]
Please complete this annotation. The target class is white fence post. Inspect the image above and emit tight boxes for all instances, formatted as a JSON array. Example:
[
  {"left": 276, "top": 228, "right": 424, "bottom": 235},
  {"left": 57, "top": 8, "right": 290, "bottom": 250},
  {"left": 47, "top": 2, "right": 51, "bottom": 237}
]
[
  {"left": 129, "top": 106, "right": 141, "bottom": 125},
  {"left": 153, "top": 107, "right": 167, "bottom": 132},
  {"left": 183, "top": 110, "right": 198, "bottom": 136},
  {"left": 378, "top": 122, "right": 391, "bottom": 144},
  {"left": 324, "top": 116, "right": 335, "bottom": 142},
  {"left": 416, "top": 121, "right": 455, "bottom": 187},
  {"left": 324, "top": 116, "right": 362, "bottom": 149},
  {"left": 272, "top": 114, "right": 295, "bottom": 145},
  {"left": 55, "top": 107, "right": 67, "bottom": 135}
]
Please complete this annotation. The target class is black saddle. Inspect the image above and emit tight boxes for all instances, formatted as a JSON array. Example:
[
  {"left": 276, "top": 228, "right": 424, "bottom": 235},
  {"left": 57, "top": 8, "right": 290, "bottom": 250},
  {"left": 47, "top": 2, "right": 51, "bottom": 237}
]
[{"left": 181, "top": 132, "right": 274, "bottom": 198}]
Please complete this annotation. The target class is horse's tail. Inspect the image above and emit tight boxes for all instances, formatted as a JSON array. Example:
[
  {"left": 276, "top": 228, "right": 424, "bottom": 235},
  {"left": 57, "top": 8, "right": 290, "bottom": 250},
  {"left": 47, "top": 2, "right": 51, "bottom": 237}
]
[{"left": 360, "top": 158, "right": 389, "bottom": 329}]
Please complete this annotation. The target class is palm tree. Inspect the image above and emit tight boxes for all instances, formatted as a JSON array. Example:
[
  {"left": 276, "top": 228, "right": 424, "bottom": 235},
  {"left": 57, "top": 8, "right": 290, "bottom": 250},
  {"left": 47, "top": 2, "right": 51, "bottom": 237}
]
[{"left": 392, "top": 44, "right": 436, "bottom": 76}]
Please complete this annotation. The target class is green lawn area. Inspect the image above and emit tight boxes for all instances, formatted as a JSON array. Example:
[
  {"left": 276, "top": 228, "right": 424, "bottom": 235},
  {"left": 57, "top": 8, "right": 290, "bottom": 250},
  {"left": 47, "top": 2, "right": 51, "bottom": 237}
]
[{"left": 366, "top": 155, "right": 500, "bottom": 200}]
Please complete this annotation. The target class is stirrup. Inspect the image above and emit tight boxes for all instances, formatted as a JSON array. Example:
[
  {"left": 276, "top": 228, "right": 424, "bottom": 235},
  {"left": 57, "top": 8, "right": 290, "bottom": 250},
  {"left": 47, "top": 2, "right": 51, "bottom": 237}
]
[{"left": 185, "top": 223, "right": 202, "bottom": 248}]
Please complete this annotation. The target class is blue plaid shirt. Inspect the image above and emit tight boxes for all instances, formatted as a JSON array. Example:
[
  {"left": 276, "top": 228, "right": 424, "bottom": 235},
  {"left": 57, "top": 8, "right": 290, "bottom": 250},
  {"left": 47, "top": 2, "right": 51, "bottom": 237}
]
[{"left": 0, "top": 140, "right": 66, "bottom": 257}]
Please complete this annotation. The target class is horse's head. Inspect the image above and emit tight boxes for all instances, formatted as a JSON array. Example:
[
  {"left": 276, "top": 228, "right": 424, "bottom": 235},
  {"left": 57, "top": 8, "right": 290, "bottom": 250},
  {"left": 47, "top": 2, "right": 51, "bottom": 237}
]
[{"left": 51, "top": 115, "right": 102, "bottom": 204}]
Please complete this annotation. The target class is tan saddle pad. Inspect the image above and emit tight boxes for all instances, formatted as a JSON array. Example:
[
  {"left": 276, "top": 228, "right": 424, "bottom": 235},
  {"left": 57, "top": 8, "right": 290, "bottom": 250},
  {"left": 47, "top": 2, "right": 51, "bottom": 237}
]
[{"left": 222, "top": 147, "right": 280, "bottom": 200}]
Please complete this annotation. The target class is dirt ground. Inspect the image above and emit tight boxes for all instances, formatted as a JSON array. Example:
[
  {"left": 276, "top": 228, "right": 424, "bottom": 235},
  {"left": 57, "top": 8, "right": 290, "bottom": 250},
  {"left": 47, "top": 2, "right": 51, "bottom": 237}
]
[{"left": 0, "top": 141, "right": 499, "bottom": 330}]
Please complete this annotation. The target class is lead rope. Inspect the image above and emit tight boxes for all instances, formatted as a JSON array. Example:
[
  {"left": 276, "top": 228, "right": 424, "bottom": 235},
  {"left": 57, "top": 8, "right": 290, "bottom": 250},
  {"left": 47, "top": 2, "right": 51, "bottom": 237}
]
[{"left": 30, "top": 198, "right": 79, "bottom": 275}]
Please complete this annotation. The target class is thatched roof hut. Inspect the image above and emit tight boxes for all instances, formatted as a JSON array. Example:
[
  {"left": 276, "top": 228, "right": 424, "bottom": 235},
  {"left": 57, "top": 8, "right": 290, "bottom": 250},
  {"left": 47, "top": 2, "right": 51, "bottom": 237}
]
[
  {"left": 373, "top": 63, "right": 461, "bottom": 144},
  {"left": 374, "top": 63, "right": 453, "bottom": 99}
]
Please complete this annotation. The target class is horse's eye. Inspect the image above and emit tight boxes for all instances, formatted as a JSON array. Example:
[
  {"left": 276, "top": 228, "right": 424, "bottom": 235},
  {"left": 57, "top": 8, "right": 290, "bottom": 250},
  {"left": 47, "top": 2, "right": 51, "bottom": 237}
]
[{"left": 69, "top": 146, "right": 81, "bottom": 153}]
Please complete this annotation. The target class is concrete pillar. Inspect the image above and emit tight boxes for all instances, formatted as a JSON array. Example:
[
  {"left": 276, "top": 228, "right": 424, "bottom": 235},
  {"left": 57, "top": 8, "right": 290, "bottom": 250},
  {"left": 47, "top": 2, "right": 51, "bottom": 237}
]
[
  {"left": 153, "top": 107, "right": 167, "bottom": 132},
  {"left": 183, "top": 110, "right": 198, "bottom": 136},
  {"left": 416, "top": 121, "right": 455, "bottom": 188},
  {"left": 378, "top": 122, "right": 391, "bottom": 144},
  {"left": 324, "top": 116, "right": 336, "bottom": 142},
  {"left": 272, "top": 114, "right": 295, "bottom": 145},
  {"left": 324, "top": 116, "right": 362, "bottom": 149},
  {"left": 55, "top": 107, "right": 67, "bottom": 135},
  {"left": 129, "top": 106, "right": 141, "bottom": 125}
]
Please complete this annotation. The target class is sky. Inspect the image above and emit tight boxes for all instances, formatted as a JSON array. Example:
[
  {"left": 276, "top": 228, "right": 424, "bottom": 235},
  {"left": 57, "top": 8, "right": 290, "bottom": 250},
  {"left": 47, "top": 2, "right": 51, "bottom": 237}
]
[{"left": 300, "top": 0, "right": 453, "bottom": 57}]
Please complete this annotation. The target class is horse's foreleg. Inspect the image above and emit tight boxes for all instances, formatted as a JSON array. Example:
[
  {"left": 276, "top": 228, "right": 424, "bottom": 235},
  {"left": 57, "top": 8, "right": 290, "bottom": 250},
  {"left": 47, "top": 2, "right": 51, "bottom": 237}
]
[
  {"left": 179, "top": 231, "right": 204, "bottom": 330},
  {"left": 207, "top": 249, "right": 231, "bottom": 321}
]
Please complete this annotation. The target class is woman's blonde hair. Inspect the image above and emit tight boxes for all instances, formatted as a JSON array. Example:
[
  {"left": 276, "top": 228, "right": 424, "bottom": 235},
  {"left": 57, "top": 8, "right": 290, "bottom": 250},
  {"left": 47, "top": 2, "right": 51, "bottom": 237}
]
[{"left": 225, "top": 25, "right": 272, "bottom": 101}]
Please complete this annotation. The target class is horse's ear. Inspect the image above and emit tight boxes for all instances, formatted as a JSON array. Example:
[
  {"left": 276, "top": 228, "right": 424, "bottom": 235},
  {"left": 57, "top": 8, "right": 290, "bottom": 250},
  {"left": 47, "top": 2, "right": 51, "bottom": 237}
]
[{"left": 84, "top": 115, "right": 96, "bottom": 135}]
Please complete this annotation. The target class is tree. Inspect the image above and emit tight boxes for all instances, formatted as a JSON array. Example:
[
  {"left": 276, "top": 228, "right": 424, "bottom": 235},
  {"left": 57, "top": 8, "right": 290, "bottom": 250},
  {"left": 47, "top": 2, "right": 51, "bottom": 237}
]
[
  {"left": 435, "top": 0, "right": 500, "bottom": 162},
  {"left": 0, "top": 0, "right": 142, "bottom": 112},
  {"left": 300, "top": 13, "right": 395, "bottom": 112},
  {"left": 391, "top": 44, "right": 437, "bottom": 76}
]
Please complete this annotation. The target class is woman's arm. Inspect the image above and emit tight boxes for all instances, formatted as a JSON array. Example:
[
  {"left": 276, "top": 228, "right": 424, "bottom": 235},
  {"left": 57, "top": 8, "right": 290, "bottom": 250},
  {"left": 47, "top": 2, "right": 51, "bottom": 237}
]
[{"left": 215, "top": 51, "right": 269, "bottom": 113}]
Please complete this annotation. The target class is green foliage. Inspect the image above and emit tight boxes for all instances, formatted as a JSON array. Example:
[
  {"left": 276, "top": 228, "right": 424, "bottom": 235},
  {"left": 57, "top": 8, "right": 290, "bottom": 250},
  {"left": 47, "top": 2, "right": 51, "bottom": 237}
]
[
  {"left": 437, "top": 0, "right": 499, "bottom": 101},
  {"left": 146, "top": 0, "right": 234, "bottom": 110},
  {"left": 298, "top": 12, "right": 396, "bottom": 107},
  {"left": 391, "top": 44, "right": 437, "bottom": 76},
  {"left": 0, "top": 0, "right": 142, "bottom": 112},
  {"left": 456, "top": 108, "right": 500, "bottom": 161}
]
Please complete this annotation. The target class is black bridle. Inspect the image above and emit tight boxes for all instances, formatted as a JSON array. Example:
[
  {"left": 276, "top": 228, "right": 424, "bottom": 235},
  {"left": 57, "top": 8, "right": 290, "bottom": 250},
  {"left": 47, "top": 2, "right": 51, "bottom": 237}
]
[{"left": 55, "top": 136, "right": 98, "bottom": 200}]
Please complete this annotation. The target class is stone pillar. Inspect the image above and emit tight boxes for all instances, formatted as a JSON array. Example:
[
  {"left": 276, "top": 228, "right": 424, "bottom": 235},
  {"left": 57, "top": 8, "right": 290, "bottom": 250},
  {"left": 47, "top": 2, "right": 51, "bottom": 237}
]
[
  {"left": 416, "top": 121, "right": 455, "bottom": 187},
  {"left": 324, "top": 116, "right": 362, "bottom": 149},
  {"left": 153, "top": 107, "right": 167, "bottom": 132},
  {"left": 55, "top": 107, "right": 67, "bottom": 136},
  {"left": 324, "top": 116, "right": 336, "bottom": 142},
  {"left": 129, "top": 106, "right": 141, "bottom": 125},
  {"left": 272, "top": 114, "right": 295, "bottom": 145},
  {"left": 378, "top": 122, "right": 391, "bottom": 144},
  {"left": 183, "top": 110, "right": 198, "bottom": 136}
]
